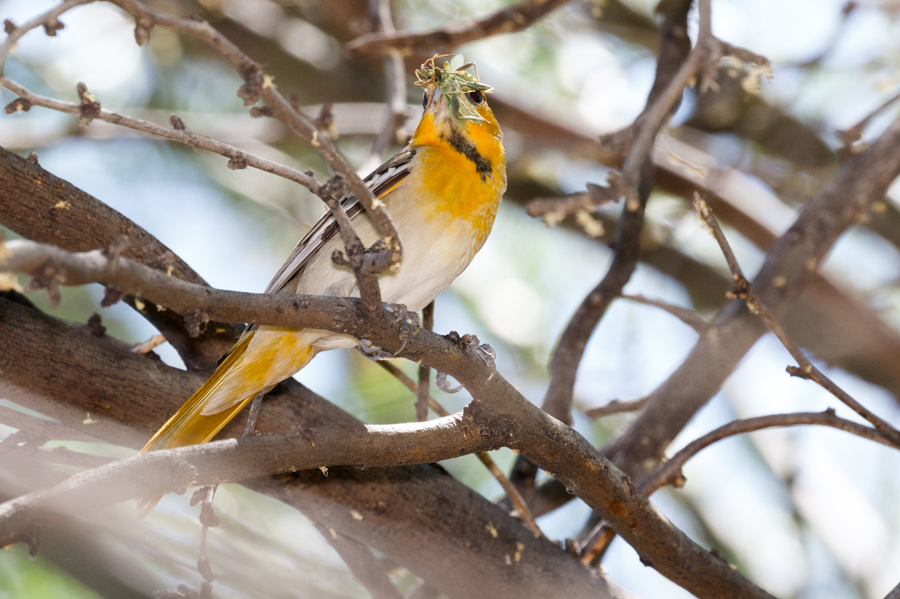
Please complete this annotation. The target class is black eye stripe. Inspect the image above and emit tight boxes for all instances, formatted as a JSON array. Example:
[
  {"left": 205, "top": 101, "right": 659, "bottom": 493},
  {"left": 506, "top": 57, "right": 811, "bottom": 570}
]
[{"left": 422, "top": 91, "right": 430, "bottom": 108}]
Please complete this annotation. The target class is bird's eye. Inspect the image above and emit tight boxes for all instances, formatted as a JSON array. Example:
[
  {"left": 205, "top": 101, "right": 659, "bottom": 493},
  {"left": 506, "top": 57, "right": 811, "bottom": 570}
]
[
  {"left": 422, "top": 92, "right": 430, "bottom": 108},
  {"left": 467, "top": 90, "right": 484, "bottom": 105}
]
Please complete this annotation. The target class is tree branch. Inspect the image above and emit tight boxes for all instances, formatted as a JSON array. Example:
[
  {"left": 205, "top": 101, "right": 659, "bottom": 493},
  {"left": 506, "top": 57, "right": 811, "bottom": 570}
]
[
  {"left": 580, "top": 409, "right": 900, "bottom": 565},
  {"left": 0, "top": 146, "right": 238, "bottom": 370},
  {"left": 606, "top": 108, "right": 900, "bottom": 482},
  {"left": 692, "top": 195, "right": 900, "bottom": 444},
  {"left": 0, "top": 0, "right": 93, "bottom": 72},
  {"left": 0, "top": 294, "right": 621, "bottom": 599},
  {"left": 619, "top": 294, "right": 707, "bottom": 334},
  {"left": 346, "top": 0, "right": 572, "bottom": 57},
  {"left": 0, "top": 241, "right": 775, "bottom": 598},
  {"left": 585, "top": 397, "right": 649, "bottom": 419},
  {"left": 1, "top": 78, "right": 321, "bottom": 193},
  {"left": 539, "top": 0, "right": 697, "bottom": 427},
  {"left": 0, "top": 386, "right": 775, "bottom": 599},
  {"left": 640, "top": 409, "right": 899, "bottom": 498},
  {"left": 837, "top": 87, "right": 900, "bottom": 154},
  {"left": 1, "top": 0, "right": 401, "bottom": 310}
]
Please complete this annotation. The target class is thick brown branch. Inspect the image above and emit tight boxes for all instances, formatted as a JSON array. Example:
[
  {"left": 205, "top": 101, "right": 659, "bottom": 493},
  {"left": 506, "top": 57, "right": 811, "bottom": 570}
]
[
  {"left": 0, "top": 146, "right": 237, "bottom": 370},
  {"left": 0, "top": 239, "right": 396, "bottom": 344},
  {"left": 0, "top": 295, "right": 617, "bottom": 599},
  {"left": 376, "top": 360, "right": 542, "bottom": 538},
  {"left": 0, "top": 241, "right": 774, "bottom": 598},
  {"left": 0, "top": 384, "right": 775, "bottom": 599},
  {"left": 346, "top": 0, "right": 572, "bottom": 56}
]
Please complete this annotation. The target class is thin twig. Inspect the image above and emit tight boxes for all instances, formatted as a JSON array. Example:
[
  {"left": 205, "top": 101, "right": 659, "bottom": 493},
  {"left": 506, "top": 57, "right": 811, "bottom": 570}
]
[
  {"left": 242, "top": 392, "right": 266, "bottom": 437},
  {"left": 693, "top": 194, "right": 900, "bottom": 445},
  {"left": 189, "top": 486, "right": 219, "bottom": 599},
  {"left": 131, "top": 333, "right": 167, "bottom": 354},
  {"left": 584, "top": 397, "right": 648, "bottom": 419},
  {"left": 525, "top": 177, "right": 624, "bottom": 224},
  {"left": 346, "top": 0, "right": 572, "bottom": 56},
  {"left": 580, "top": 408, "right": 900, "bottom": 565},
  {"left": 1, "top": 0, "right": 401, "bottom": 311},
  {"left": 0, "top": 0, "right": 94, "bottom": 73},
  {"left": 416, "top": 301, "right": 434, "bottom": 422},
  {"left": 1, "top": 78, "right": 322, "bottom": 194},
  {"left": 619, "top": 294, "right": 707, "bottom": 334},
  {"left": 376, "top": 360, "right": 543, "bottom": 538},
  {"left": 643, "top": 410, "right": 899, "bottom": 497},
  {"left": 838, "top": 88, "right": 900, "bottom": 153}
]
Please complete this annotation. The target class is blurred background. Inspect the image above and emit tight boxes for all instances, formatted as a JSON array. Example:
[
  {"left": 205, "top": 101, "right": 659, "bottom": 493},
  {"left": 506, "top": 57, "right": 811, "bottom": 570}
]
[{"left": 3, "top": 0, "right": 900, "bottom": 597}]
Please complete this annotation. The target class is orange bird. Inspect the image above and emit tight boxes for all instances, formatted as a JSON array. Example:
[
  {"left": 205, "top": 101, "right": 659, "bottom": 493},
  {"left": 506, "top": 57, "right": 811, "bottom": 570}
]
[{"left": 140, "top": 58, "right": 506, "bottom": 489}]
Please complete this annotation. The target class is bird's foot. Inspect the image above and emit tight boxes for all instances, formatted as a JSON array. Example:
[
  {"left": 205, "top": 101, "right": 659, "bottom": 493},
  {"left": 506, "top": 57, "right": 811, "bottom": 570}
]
[
  {"left": 358, "top": 304, "right": 421, "bottom": 360},
  {"left": 437, "top": 332, "right": 498, "bottom": 393},
  {"left": 358, "top": 338, "right": 396, "bottom": 361}
]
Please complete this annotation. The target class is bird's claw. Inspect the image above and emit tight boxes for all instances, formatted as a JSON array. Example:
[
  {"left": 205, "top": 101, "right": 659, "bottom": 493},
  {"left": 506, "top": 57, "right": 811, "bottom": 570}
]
[
  {"left": 475, "top": 342, "right": 497, "bottom": 381},
  {"left": 388, "top": 303, "right": 421, "bottom": 355},
  {"left": 436, "top": 371, "right": 464, "bottom": 394},
  {"left": 358, "top": 338, "right": 395, "bottom": 361},
  {"left": 456, "top": 333, "right": 497, "bottom": 376},
  {"left": 357, "top": 305, "right": 421, "bottom": 361},
  {"left": 436, "top": 332, "right": 498, "bottom": 390}
]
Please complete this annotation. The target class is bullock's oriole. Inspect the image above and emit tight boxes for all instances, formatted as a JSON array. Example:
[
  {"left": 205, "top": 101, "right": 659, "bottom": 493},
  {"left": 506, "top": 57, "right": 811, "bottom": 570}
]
[{"left": 139, "top": 58, "right": 505, "bottom": 477}]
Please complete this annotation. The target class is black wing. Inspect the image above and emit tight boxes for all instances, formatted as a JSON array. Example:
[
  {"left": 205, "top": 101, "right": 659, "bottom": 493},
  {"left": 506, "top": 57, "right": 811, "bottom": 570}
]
[{"left": 264, "top": 148, "right": 416, "bottom": 295}]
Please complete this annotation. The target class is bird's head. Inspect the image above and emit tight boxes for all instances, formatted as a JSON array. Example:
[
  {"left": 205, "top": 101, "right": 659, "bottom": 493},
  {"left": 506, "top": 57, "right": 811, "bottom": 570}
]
[{"left": 412, "top": 55, "right": 504, "bottom": 181}]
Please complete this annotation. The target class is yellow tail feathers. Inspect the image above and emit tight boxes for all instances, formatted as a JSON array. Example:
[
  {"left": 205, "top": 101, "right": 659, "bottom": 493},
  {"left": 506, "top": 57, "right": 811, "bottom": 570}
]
[
  {"left": 141, "top": 333, "right": 259, "bottom": 454},
  {"left": 138, "top": 328, "right": 316, "bottom": 515},
  {"left": 141, "top": 327, "right": 316, "bottom": 456}
]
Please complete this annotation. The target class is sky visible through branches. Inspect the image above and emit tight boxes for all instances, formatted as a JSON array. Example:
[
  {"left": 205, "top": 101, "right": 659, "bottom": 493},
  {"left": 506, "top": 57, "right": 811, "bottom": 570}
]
[{"left": 2, "top": 0, "right": 900, "bottom": 598}]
